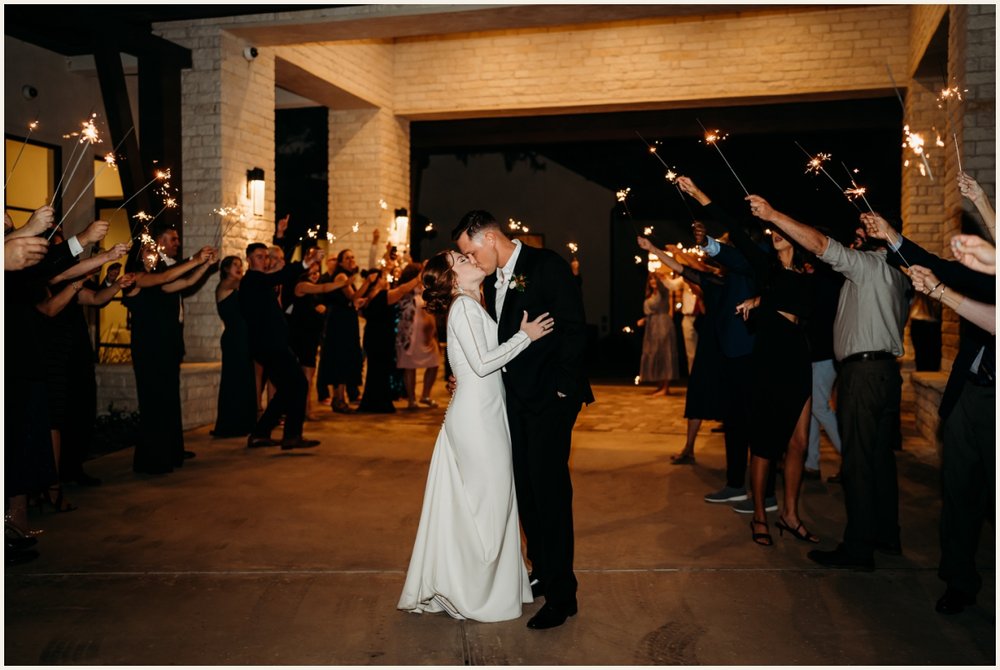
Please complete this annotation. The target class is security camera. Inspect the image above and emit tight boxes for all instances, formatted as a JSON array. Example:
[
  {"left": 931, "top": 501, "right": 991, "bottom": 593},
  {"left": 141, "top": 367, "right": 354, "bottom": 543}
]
[
  {"left": 243, "top": 46, "right": 258, "bottom": 61},
  {"left": 21, "top": 85, "right": 38, "bottom": 100}
]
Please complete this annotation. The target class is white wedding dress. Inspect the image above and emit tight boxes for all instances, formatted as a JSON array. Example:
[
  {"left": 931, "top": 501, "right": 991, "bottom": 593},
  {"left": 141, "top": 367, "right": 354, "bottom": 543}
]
[{"left": 398, "top": 294, "right": 533, "bottom": 622}]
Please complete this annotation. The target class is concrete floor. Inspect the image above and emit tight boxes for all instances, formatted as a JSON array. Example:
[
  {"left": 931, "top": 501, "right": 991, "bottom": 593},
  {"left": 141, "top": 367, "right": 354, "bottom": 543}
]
[{"left": 5, "top": 383, "right": 995, "bottom": 665}]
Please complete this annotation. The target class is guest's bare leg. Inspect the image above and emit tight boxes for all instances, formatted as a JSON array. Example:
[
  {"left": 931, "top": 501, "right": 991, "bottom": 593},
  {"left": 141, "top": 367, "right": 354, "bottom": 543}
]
[
  {"left": 420, "top": 367, "right": 438, "bottom": 400},
  {"left": 780, "top": 399, "right": 813, "bottom": 529}
]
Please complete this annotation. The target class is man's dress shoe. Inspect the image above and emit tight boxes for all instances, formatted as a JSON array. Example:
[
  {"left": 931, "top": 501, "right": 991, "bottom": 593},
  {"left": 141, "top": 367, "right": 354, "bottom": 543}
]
[
  {"left": 527, "top": 602, "right": 577, "bottom": 630},
  {"left": 807, "top": 544, "right": 874, "bottom": 571},
  {"left": 936, "top": 588, "right": 975, "bottom": 615},
  {"left": 281, "top": 438, "right": 320, "bottom": 450}
]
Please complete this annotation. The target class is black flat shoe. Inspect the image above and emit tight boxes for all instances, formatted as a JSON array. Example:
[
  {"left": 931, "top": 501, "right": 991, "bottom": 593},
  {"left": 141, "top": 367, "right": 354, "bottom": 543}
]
[
  {"left": 807, "top": 544, "right": 874, "bottom": 571},
  {"left": 936, "top": 588, "right": 975, "bottom": 615},
  {"left": 527, "top": 602, "right": 577, "bottom": 630}
]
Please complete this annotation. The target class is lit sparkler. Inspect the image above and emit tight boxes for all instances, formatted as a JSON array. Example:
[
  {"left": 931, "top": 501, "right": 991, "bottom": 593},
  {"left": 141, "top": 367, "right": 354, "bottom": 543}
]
[
  {"left": 953, "top": 133, "right": 963, "bottom": 174},
  {"left": 327, "top": 232, "right": 336, "bottom": 244},
  {"left": 793, "top": 141, "right": 859, "bottom": 211},
  {"left": 841, "top": 162, "right": 875, "bottom": 214},
  {"left": 306, "top": 228, "right": 319, "bottom": 239},
  {"left": 634, "top": 256, "right": 643, "bottom": 265},
  {"left": 633, "top": 375, "right": 640, "bottom": 385},
  {"left": 643, "top": 226, "right": 654, "bottom": 236},
  {"left": 378, "top": 199, "right": 388, "bottom": 210},
  {"left": 697, "top": 119, "right": 749, "bottom": 197},
  {"left": 50, "top": 115, "right": 104, "bottom": 207},
  {"left": 4, "top": 120, "right": 40, "bottom": 190},
  {"left": 424, "top": 222, "right": 434, "bottom": 232},
  {"left": 352, "top": 222, "right": 360, "bottom": 234},
  {"left": 567, "top": 242, "right": 579, "bottom": 255},
  {"left": 623, "top": 327, "right": 633, "bottom": 334},
  {"left": 937, "top": 84, "right": 966, "bottom": 107},
  {"left": 903, "top": 125, "right": 934, "bottom": 181},
  {"left": 116, "top": 167, "right": 171, "bottom": 214},
  {"left": 635, "top": 131, "right": 698, "bottom": 224}
]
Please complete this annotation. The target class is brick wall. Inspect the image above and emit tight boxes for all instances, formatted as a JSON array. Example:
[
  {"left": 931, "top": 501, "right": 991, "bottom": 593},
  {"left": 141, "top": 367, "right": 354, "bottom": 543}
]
[
  {"left": 275, "top": 40, "right": 394, "bottom": 108},
  {"left": 392, "top": 6, "right": 911, "bottom": 119},
  {"left": 96, "top": 363, "right": 220, "bottom": 430}
]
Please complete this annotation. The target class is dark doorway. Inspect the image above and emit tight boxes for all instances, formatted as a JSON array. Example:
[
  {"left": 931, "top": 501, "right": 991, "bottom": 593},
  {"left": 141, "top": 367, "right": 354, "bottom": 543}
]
[{"left": 276, "top": 107, "right": 329, "bottom": 249}]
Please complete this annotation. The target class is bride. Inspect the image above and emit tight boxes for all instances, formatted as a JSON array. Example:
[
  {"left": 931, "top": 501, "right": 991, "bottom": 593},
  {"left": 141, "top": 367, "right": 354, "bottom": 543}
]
[{"left": 397, "top": 250, "right": 554, "bottom": 622}]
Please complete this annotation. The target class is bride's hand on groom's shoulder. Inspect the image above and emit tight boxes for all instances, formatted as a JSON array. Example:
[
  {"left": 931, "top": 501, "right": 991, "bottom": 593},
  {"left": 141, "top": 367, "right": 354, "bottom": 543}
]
[{"left": 521, "top": 311, "right": 555, "bottom": 341}]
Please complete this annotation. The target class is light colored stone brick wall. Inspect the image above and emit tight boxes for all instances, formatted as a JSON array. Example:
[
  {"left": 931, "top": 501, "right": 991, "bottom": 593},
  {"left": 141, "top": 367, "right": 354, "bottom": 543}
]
[
  {"left": 909, "top": 5, "right": 949, "bottom": 77},
  {"left": 392, "top": 6, "right": 910, "bottom": 119},
  {"left": 328, "top": 107, "right": 410, "bottom": 252},
  {"left": 275, "top": 40, "right": 394, "bottom": 108}
]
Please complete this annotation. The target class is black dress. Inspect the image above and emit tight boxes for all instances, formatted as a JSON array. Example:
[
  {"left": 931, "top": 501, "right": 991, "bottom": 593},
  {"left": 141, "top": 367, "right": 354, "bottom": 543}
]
[
  {"left": 708, "top": 202, "right": 813, "bottom": 461},
  {"left": 123, "top": 286, "right": 185, "bottom": 474},
  {"left": 357, "top": 290, "right": 396, "bottom": 413},
  {"left": 679, "top": 267, "right": 725, "bottom": 421},
  {"left": 317, "top": 287, "right": 363, "bottom": 390},
  {"left": 212, "top": 291, "right": 257, "bottom": 437}
]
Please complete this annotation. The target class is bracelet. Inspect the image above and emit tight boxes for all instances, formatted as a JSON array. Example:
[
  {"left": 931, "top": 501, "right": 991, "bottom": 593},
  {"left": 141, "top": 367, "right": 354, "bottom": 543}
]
[
  {"left": 938, "top": 285, "right": 947, "bottom": 302},
  {"left": 928, "top": 280, "right": 942, "bottom": 295}
]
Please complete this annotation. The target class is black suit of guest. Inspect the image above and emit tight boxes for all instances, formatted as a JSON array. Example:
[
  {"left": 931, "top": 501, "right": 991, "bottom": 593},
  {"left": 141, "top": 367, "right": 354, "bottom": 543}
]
[
  {"left": 481, "top": 242, "right": 594, "bottom": 616},
  {"left": 239, "top": 258, "right": 310, "bottom": 443}
]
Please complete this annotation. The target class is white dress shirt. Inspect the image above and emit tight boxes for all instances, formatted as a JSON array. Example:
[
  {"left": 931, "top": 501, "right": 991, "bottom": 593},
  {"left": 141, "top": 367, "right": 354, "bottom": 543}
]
[{"left": 494, "top": 239, "right": 523, "bottom": 320}]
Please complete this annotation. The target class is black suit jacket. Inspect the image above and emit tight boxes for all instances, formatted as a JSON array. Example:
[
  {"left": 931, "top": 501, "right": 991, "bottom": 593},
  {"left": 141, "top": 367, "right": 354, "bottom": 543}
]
[
  {"left": 239, "top": 263, "right": 303, "bottom": 355},
  {"left": 894, "top": 237, "right": 995, "bottom": 420},
  {"left": 481, "top": 244, "right": 594, "bottom": 406}
]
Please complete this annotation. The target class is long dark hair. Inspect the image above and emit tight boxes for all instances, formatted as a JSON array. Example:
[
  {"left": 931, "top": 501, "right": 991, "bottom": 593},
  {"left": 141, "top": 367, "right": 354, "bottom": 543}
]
[
  {"left": 421, "top": 251, "right": 457, "bottom": 316},
  {"left": 218, "top": 255, "right": 240, "bottom": 279}
]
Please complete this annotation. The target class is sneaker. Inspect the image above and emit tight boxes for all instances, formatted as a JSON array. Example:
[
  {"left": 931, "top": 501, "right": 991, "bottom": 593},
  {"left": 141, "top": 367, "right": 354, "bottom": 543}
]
[
  {"left": 731, "top": 497, "right": 778, "bottom": 514},
  {"left": 704, "top": 486, "right": 748, "bottom": 503}
]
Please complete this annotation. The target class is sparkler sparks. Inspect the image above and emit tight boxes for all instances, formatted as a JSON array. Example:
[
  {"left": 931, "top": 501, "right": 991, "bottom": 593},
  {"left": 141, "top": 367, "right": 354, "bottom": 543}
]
[
  {"left": 351, "top": 222, "right": 360, "bottom": 233},
  {"left": 696, "top": 118, "right": 748, "bottom": 196},
  {"left": 378, "top": 199, "right": 388, "bottom": 210},
  {"left": 643, "top": 227, "right": 654, "bottom": 236},
  {"left": 567, "top": 242, "right": 579, "bottom": 254},
  {"left": 634, "top": 256, "right": 643, "bottom": 265},
  {"left": 937, "top": 85, "right": 966, "bottom": 107},
  {"left": 117, "top": 166, "right": 170, "bottom": 214},
  {"left": 804, "top": 152, "right": 831, "bottom": 175},
  {"left": 424, "top": 222, "right": 434, "bottom": 232},
  {"left": 616, "top": 188, "right": 631, "bottom": 203},
  {"left": 623, "top": 327, "right": 633, "bottom": 334},
  {"left": 327, "top": 232, "right": 336, "bottom": 244},
  {"left": 902, "top": 125, "right": 934, "bottom": 181},
  {"left": 664, "top": 169, "right": 678, "bottom": 183}
]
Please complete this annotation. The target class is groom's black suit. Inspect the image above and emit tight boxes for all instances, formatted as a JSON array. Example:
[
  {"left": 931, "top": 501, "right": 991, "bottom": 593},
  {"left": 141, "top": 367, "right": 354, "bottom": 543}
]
[{"left": 482, "top": 243, "right": 594, "bottom": 613}]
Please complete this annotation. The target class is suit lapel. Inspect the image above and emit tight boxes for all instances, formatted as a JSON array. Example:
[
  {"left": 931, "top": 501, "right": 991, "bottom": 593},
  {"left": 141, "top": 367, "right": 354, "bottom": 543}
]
[{"left": 499, "top": 245, "right": 532, "bottom": 336}]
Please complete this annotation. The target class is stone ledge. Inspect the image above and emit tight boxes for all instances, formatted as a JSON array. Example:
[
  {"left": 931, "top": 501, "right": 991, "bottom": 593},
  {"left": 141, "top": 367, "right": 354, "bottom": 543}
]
[{"left": 95, "top": 363, "right": 221, "bottom": 431}]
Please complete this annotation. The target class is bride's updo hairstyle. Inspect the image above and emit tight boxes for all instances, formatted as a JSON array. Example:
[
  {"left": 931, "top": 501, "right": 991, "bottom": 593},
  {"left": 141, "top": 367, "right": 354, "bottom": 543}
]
[{"left": 421, "top": 250, "right": 457, "bottom": 316}]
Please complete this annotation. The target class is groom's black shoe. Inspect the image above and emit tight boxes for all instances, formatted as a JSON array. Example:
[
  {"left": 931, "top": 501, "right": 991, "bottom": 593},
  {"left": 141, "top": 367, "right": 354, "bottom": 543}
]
[
  {"left": 527, "top": 601, "right": 577, "bottom": 630},
  {"left": 529, "top": 574, "right": 545, "bottom": 599}
]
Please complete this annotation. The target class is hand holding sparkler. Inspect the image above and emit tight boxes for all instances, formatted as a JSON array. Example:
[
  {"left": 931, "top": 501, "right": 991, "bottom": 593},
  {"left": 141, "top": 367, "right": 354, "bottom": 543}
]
[
  {"left": 77, "top": 220, "right": 111, "bottom": 247},
  {"left": 958, "top": 173, "right": 989, "bottom": 206},
  {"left": 636, "top": 236, "right": 655, "bottom": 253},
  {"left": 950, "top": 234, "right": 996, "bottom": 275},
  {"left": 691, "top": 221, "right": 707, "bottom": 247},
  {"left": 5, "top": 206, "right": 56, "bottom": 240},
  {"left": 4, "top": 236, "right": 49, "bottom": 270},
  {"left": 675, "top": 177, "right": 711, "bottom": 206},
  {"left": 859, "top": 212, "right": 900, "bottom": 246},
  {"left": 116, "top": 273, "right": 138, "bottom": 291},
  {"left": 746, "top": 195, "right": 777, "bottom": 223},
  {"left": 277, "top": 213, "right": 290, "bottom": 238},
  {"left": 908, "top": 265, "right": 944, "bottom": 298}
]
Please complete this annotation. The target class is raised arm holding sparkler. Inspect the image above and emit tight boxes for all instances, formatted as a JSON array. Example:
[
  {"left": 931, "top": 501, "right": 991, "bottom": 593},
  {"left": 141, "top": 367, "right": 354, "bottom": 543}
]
[
  {"left": 745, "top": 195, "right": 829, "bottom": 256},
  {"left": 950, "top": 234, "right": 995, "bottom": 275},
  {"left": 5, "top": 205, "right": 55, "bottom": 240},
  {"left": 958, "top": 173, "right": 995, "bottom": 241},
  {"left": 132, "top": 245, "right": 216, "bottom": 288},
  {"left": 48, "top": 241, "right": 129, "bottom": 286},
  {"left": 908, "top": 265, "right": 996, "bottom": 335}
]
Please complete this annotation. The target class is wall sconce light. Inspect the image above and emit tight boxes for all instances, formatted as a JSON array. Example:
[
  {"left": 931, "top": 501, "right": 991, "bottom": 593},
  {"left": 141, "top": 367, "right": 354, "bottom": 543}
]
[{"left": 247, "top": 167, "right": 265, "bottom": 216}]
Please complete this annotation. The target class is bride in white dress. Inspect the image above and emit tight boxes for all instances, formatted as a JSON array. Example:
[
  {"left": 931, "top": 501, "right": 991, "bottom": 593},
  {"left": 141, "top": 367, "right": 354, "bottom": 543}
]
[{"left": 398, "top": 250, "right": 555, "bottom": 622}]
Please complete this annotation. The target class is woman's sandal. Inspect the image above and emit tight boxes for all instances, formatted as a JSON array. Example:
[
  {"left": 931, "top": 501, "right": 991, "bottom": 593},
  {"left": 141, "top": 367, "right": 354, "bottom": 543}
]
[
  {"left": 670, "top": 450, "right": 696, "bottom": 465},
  {"left": 775, "top": 517, "right": 820, "bottom": 543},
  {"left": 750, "top": 518, "right": 773, "bottom": 546},
  {"left": 44, "top": 486, "right": 78, "bottom": 513}
]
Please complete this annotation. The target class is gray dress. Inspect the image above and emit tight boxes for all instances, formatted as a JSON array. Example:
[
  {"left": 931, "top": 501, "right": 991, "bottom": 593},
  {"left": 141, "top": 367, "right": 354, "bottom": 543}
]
[{"left": 639, "top": 278, "right": 678, "bottom": 383}]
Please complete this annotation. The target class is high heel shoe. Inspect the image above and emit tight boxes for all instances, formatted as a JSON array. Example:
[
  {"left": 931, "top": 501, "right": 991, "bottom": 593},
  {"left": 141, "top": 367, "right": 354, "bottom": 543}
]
[
  {"left": 670, "top": 450, "right": 695, "bottom": 465},
  {"left": 750, "top": 518, "right": 773, "bottom": 546},
  {"left": 43, "top": 486, "right": 78, "bottom": 513},
  {"left": 775, "top": 517, "right": 819, "bottom": 543}
]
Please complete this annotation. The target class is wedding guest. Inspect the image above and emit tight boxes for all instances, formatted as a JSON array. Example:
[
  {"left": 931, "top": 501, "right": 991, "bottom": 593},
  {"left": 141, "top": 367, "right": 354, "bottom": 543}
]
[
  {"left": 357, "top": 267, "right": 423, "bottom": 413},
  {"left": 241, "top": 243, "right": 323, "bottom": 450},
  {"left": 212, "top": 256, "right": 258, "bottom": 438},
  {"left": 638, "top": 238, "right": 724, "bottom": 465},
  {"left": 290, "top": 264, "right": 349, "bottom": 419},
  {"left": 748, "top": 200, "right": 909, "bottom": 570},
  {"left": 683, "top": 178, "right": 816, "bottom": 547},
  {"left": 396, "top": 262, "right": 442, "bottom": 409},
  {"left": 317, "top": 249, "right": 365, "bottom": 413},
  {"left": 636, "top": 270, "right": 679, "bottom": 396},
  {"left": 863, "top": 213, "right": 994, "bottom": 608},
  {"left": 804, "top": 261, "right": 845, "bottom": 481},
  {"left": 123, "top": 230, "right": 216, "bottom": 475}
]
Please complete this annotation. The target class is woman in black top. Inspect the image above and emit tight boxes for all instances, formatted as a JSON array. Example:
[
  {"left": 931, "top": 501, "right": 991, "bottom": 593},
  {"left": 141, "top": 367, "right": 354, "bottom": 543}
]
[
  {"left": 212, "top": 256, "right": 257, "bottom": 437},
  {"left": 679, "top": 176, "right": 817, "bottom": 547}
]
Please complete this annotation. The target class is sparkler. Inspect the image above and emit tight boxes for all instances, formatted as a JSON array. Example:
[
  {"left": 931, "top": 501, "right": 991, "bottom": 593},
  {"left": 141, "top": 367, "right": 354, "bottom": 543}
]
[
  {"left": 696, "top": 119, "right": 749, "bottom": 197},
  {"left": 902, "top": 125, "right": 934, "bottom": 181},
  {"left": 378, "top": 199, "right": 388, "bottom": 210},
  {"left": 210, "top": 206, "right": 245, "bottom": 250},
  {"left": 635, "top": 131, "right": 698, "bottom": 224},
  {"left": 953, "top": 133, "right": 963, "bottom": 174},
  {"left": 937, "top": 84, "right": 966, "bottom": 107},
  {"left": 4, "top": 120, "right": 40, "bottom": 190},
  {"left": 424, "top": 222, "right": 434, "bottom": 233},
  {"left": 794, "top": 141, "right": 860, "bottom": 212},
  {"left": 634, "top": 256, "right": 643, "bottom": 265},
  {"left": 567, "top": 242, "right": 579, "bottom": 256},
  {"left": 50, "top": 115, "right": 103, "bottom": 208},
  {"left": 841, "top": 162, "right": 875, "bottom": 214},
  {"left": 116, "top": 167, "right": 170, "bottom": 214},
  {"left": 622, "top": 327, "right": 633, "bottom": 334},
  {"left": 48, "top": 126, "right": 133, "bottom": 240},
  {"left": 327, "top": 232, "right": 336, "bottom": 244}
]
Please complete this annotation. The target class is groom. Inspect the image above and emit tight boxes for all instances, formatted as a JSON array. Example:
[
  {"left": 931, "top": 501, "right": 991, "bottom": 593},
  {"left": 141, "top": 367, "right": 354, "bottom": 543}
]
[{"left": 454, "top": 210, "right": 594, "bottom": 630}]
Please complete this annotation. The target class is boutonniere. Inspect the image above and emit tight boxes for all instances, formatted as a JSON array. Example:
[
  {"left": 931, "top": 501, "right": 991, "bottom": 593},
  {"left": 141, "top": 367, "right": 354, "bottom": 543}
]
[{"left": 508, "top": 274, "right": 528, "bottom": 292}]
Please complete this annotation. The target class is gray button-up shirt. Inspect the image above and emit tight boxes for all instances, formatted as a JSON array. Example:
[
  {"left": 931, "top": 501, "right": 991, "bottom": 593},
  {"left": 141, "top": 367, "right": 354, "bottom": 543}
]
[{"left": 818, "top": 237, "right": 910, "bottom": 362}]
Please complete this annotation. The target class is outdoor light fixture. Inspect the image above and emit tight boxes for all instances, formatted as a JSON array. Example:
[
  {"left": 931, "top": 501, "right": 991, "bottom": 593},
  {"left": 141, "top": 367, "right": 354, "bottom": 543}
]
[
  {"left": 394, "top": 207, "right": 409, "bottom": 229},
  {"left": 247, "top": 167, "right": 265, "bottom": 216}
]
